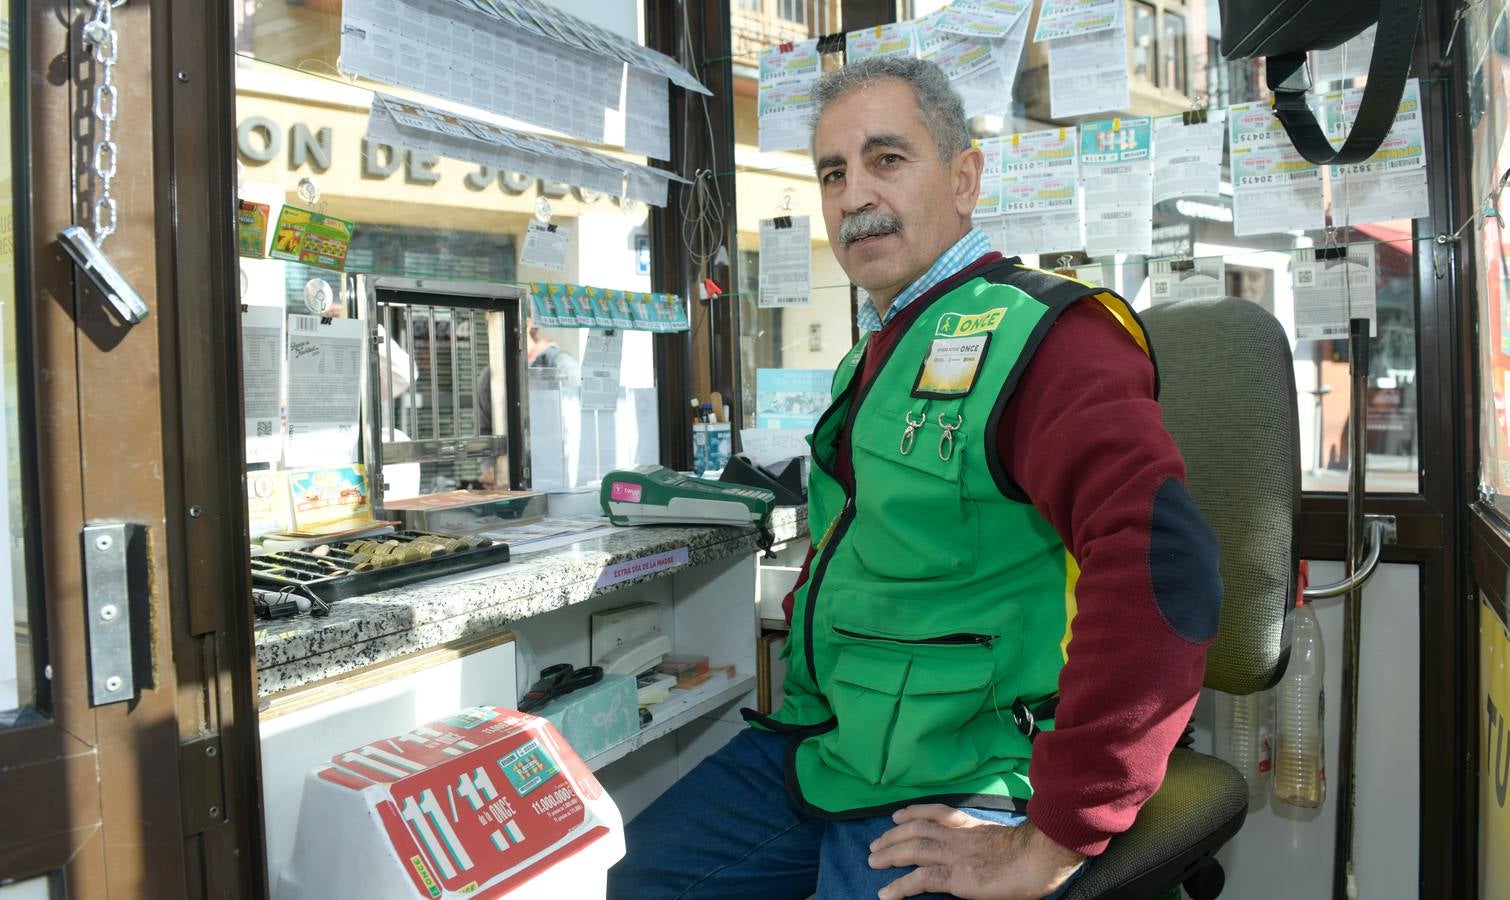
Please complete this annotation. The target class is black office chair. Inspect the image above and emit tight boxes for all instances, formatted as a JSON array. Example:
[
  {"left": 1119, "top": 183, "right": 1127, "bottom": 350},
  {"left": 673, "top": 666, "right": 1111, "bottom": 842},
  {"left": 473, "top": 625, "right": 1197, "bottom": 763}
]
[{"left": 1063, "top": 297, "right": 1300, "bottom": 900}]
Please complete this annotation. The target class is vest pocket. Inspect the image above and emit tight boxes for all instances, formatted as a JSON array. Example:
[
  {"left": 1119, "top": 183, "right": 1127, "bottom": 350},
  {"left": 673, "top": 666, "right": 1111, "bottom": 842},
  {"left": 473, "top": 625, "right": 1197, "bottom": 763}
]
[
  {"left": 819, "top": 645, "right": 910, "bottom": 785},
  {"left": 848, "top": 405, "right": 977, "bottom": 580},
  {"left": 821, "top": 628, "right": 1002, "bottom": 788},
  {"left": 885, "top": 653, "right": 996, "bottom": 786}
]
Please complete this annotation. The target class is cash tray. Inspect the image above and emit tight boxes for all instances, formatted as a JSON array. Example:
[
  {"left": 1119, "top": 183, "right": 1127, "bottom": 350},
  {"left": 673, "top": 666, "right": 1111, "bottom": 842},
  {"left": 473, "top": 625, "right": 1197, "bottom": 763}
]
[{"left": 249, "top": 530, "right": 511, "bottom": 604}]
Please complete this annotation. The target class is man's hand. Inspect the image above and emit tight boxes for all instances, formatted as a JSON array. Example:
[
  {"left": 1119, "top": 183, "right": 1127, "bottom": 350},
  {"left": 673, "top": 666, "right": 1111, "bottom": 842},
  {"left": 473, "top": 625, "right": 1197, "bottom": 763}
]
[{"left": 868, "top": 804, "right": 1086, "bottom": 900}]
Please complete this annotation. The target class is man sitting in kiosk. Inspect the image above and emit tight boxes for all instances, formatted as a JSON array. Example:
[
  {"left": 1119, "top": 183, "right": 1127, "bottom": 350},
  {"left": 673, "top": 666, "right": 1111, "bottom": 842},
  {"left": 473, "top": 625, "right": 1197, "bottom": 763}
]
[{"left": 609, "top": 57, "right": 1222, "bottom": 900}]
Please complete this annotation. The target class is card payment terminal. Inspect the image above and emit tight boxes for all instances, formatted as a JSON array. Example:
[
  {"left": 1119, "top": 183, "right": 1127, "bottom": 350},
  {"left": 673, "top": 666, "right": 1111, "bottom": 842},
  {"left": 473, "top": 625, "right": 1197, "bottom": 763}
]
[{"left": 600, "top": 466, "right": 775, "bottom": 527}]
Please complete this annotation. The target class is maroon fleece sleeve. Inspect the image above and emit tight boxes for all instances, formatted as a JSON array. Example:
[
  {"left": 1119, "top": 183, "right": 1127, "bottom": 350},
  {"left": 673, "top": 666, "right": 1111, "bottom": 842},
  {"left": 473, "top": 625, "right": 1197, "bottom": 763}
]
[{"left": 1004, "top": 300, "right": 1217, "bottom": 856}]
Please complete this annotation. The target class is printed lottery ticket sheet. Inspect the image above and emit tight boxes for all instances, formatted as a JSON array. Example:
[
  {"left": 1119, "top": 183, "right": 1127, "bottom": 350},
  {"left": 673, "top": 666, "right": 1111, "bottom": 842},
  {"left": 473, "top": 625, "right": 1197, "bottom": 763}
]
[
  {"left": 758, "top": 40, "right": 822, "bottom": 153},
  {"left": 975, "top": 136, "right": 1005, "bottom": 223},
  {"left": 1079, "top": 118, "right": 1154, "bottom": 257},
  {"left": 1324, "top": 78, "right": 1430, "bottom": 226},
  {"left": 341, "top": 0, "right": 620, "bottom": 143},
  {"left": 917, "top": 12, "right": 1025, "bottom": 118},
  {"left": 579, "top": 330, "right": 624, "bottom": 412},
  {"left": 1150, "top": 257, "right": 1226, "bottom": 304},
  {"left": 933, "top": 0, "right": 1032, "bottom": 39},
  {"left": 845, "top": 21, "right": 917, "bottom": 61},
  {"left": 520, "top": 221, "right": 569, "bottom": 272},
  {"left": 999, "top": 128, "right": 1083, "bottom": 254},
  {"left": 241, "top": 306, "right": 284, "bottom": 465},
  {"left": 759, "top": 216, "right": 814, "bottom": 308},
  {"left": 1310, "top": 24, "right": 1376, "bottom": 85},
  {"left": 1290, "top": 245, "right": 1379, "bottom": 339},
  {"left": 366, "top": 94, "right": 685, "bottom": 206},
  {"left": 284, "top": 315, "right": 365, "bottom": 468},
  {"left": 1047, "top": 22, "right": 1130, "bottom": 119},
  {"left": 1229, "top": 101, "right": 1326, "bottom": 236},
  {"left": 1152, "top": 112, "right": 1227, "bottom": 204},
  {"left": 624, "top": 69, "right": 671, "bottom": 161},
  {"left": 1034, "top": 0, "right": 1123, "bottom": 41}
]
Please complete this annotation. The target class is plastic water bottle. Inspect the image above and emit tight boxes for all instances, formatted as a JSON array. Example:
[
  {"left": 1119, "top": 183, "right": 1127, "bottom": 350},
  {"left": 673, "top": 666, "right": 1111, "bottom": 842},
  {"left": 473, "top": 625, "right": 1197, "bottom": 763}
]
[
  {"left": 1275, "top": 600, "right": 1326, "bottom": 808},
  {"left": 1213, "top": 688, "right": 1275, "bottom": 804}
]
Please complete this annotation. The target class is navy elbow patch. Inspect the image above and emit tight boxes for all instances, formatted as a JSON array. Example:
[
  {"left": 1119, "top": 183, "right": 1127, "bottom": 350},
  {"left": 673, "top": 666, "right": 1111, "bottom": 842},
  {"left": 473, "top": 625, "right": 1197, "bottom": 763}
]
[{"left": 1148, "top": 478, "right": 1223, "bottom": 642}]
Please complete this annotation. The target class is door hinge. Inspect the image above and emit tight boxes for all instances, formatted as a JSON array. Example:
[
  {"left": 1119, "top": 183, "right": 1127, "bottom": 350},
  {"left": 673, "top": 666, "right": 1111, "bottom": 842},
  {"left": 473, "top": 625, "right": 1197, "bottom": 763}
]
[{"left": 179, "top": 733, "right": 226, "bottom": 837}]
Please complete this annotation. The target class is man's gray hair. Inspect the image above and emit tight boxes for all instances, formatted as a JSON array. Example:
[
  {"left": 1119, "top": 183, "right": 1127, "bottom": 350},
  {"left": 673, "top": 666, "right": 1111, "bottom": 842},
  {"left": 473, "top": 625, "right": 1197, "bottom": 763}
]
[{"left": 810, "top": 57, "right": 970, "bottom": 162}]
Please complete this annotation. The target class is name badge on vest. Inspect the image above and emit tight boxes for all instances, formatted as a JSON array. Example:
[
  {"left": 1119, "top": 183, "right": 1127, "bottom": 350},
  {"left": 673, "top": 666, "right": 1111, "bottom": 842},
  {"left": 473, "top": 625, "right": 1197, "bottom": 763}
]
[{"left": 912, "top": 333, "right": 991, "bottom": 399}]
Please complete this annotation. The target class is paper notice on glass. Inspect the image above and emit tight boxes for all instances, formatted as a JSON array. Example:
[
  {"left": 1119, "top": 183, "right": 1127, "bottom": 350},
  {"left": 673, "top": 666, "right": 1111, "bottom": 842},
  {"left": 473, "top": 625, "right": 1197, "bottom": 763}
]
[
  {"left": 935, "top": 0, "right": 1032, "bottom": 38},
  {"left": 1229, "top": 101, "right": 1325, "bottom": 236},
  {"left": 1290, "top": 246, "right": 1378, "bottom": 339},
  {"left": 756, "top": 369, "right": 832, "bottom": 430},
  {"left": 1000, "top": 127, "right": 1083, "bottom": 254},
  {"left": 1332, "top": 168, "right": 1431, "bottom": 226},
  {"left": 284, "top": 315, "right": 364, "bottom": 468},
  {"left": 1047, "top": 23, "right": 1130, "bottom": 119},
  {"left": 242, "top": 306, "right": 285, "bottom": 465},
  {"left": 625, "top": 69, "right": 671, "bottom": 161},
  {"left": 520, "top": 221, "right": 569, "bottom": 272},
  {"left": 579, "top": 329, "right": 624, "bottom": 412},
  {"left": 1079, "top": 118, "right": 1154, "bottom": 257},
  {"left": 758, "top": 40, "right": 821, "bottom": 153},
  {"left": 917, "top": 15, "right": 1016, "bottom": 118},
  {"left": 1150, "top": 257, "right": 1226, "bottom": 304},
  {"left": 341, "top": 0, "right": 621, "bottom": 144},
  {"left": 1310, "top": 24, "right": 1376, "bottom": 85},
  {"left": 975, "top": 137, "right": 1004, "bottom": 221},
  {"left": 1152, "top": 111, "right": 1227, "bottom": 204},
  {"left": 1324, "top": 78, "right": 1430, "bottom": 225},
  {"left": 1034, "top": 0, "right": 1122, "bottom": 41},
  {"left": 846, "top": 21, "right": 917, "bottom": 61},
  {"left": 758, "top": 81, "right": 818, "bottom": 153},
  {"left": 759, "top": 216, "right": 813, "bottom": 308},
  {"left": 1231, "top": 144, "right": 1326, "bottom": 236},
  {"left": 740, "top": 429, "right": 813, "bottom": 466}
]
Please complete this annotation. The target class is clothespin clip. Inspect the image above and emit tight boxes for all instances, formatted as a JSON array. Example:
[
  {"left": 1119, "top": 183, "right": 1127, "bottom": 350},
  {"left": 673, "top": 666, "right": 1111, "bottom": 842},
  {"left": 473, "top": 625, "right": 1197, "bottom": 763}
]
[
  {"left": 773, "top": 216, "right": 792, "bottom": 230},
  {"left": 817, "top": 31, "right": 847, "bottom": 55},
  {"left": 779, "top": 41, "right": 795, "bottom": 53},
  {"left": 1170, "top": 258, "right": 1196, "bottom": 273},
  {"left": 1054, "top": 254, "right": 1076, "bottom": 277},
  {"left": 701, "top": 277, "right": 723, "bottom": 300},
  {"left": 545, "top": 223, "right": 558, "bottom": 233}
]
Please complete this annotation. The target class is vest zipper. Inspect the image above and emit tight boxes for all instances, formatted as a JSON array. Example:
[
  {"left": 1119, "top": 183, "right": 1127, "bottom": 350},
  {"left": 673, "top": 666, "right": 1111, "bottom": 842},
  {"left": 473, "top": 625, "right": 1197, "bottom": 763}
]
[
  {"left": 803, "top": 498, "right": 854, "bottom": 683},
  {"left": 832, "top": 627, "right": 997, "bottom": 649}
]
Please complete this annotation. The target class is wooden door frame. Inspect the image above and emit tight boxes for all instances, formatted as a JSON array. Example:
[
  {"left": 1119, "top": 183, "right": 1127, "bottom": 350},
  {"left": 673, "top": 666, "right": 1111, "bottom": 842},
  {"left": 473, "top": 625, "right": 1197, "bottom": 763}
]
[{"left": 0, "top": 1, "right": 264, "bottom": 896}]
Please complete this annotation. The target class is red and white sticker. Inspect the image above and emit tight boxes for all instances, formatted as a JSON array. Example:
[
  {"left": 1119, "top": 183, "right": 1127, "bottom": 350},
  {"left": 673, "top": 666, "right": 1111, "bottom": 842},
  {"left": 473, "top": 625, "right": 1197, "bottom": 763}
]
[{"left": 609, "top": 481, "right": 643, "bottom": 503}]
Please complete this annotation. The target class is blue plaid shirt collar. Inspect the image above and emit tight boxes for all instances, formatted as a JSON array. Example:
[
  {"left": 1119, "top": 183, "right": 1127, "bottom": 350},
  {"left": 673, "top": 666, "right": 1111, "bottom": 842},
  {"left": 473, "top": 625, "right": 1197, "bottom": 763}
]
[{"left": 855, "top": 227, "right": 992, "bottom": 333}]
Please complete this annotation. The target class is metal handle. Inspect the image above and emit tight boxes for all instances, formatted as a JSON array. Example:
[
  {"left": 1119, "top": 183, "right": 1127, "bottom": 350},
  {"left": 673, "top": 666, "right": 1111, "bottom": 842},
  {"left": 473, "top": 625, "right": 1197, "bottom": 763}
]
[{"left": 1301, "top": 515, "right": 1396, "bottom": 599}]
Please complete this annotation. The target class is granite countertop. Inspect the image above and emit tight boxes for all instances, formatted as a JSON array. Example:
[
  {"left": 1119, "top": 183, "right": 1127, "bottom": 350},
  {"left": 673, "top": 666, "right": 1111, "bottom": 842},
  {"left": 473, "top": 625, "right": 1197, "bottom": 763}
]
[{"left": 254, "top": 506, "right": 807, "bottom": 699}]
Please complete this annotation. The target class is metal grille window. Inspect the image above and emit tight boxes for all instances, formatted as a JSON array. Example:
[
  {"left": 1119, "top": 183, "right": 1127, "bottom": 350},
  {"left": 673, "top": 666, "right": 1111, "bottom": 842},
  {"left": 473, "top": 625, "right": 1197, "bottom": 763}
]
[{"left": 777, "top": 0, "right": 807, "bottom": 25}]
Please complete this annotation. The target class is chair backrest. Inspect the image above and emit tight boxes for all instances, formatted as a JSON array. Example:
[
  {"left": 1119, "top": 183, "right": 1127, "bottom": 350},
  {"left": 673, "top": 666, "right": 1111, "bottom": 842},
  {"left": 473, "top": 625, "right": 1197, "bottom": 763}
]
[{"left": 1141, "top": 297, "right": 1300, "bottom": 695}]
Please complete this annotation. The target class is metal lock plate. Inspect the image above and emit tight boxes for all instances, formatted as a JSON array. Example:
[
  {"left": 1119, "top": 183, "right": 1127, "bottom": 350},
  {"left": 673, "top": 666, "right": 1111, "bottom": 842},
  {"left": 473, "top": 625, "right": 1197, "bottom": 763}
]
[{"left": 82, "top": 522, "right": 149, "bottom": 705}]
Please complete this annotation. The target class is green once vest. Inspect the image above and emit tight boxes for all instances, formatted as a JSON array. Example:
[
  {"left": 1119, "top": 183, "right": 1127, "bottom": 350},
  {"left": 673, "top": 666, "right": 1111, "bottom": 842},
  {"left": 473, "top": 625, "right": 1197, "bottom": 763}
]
[{"left": 753, "top": 258, "right": 1153, "bottom": 818}]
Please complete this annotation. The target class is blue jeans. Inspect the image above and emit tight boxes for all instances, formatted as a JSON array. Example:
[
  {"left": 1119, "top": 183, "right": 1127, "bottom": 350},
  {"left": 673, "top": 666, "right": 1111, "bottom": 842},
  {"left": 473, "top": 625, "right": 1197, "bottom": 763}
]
[{"left": 608, "top": 728, "right": 1086, "bottom": 899}]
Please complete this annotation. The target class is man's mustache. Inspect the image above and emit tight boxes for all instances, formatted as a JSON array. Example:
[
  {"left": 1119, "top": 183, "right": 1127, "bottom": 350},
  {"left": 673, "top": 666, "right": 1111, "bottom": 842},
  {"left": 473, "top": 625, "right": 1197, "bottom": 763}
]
[{"left": 839, "top": 210, "right": 902, "bottom": 245}]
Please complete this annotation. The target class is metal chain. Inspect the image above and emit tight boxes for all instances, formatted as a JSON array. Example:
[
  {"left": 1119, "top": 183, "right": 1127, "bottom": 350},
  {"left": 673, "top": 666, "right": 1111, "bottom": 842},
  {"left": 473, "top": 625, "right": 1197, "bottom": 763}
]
[{"left": 81, "top": 0, "right": 125, "bottom": 245}]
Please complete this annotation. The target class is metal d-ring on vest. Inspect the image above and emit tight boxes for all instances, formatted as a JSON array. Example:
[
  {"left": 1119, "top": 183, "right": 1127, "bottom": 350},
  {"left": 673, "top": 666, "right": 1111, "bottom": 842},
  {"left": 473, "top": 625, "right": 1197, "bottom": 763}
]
[
  {"left": 937, "top": 412, "right": 963, "bottom": 461},
  {"left": 900, "top": 410, "right": 926, "bottom": 456}
]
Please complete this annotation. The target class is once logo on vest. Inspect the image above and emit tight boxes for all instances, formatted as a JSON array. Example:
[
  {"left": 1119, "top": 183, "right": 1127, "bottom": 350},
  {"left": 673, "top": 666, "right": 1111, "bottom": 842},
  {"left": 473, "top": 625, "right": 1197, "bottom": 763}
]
[{"left": 936, "top": 307, "right": 1007, "bottom": 337}]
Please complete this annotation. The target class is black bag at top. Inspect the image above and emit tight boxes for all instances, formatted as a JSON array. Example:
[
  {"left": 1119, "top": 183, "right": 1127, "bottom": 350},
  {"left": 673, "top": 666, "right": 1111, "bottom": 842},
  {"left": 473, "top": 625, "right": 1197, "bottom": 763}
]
[{"left": 1218, "top": 0, "right": 1424, "bottom": 164}]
